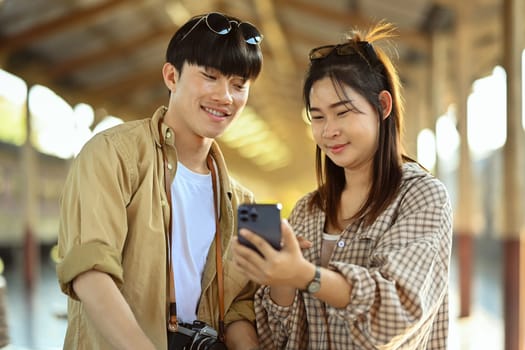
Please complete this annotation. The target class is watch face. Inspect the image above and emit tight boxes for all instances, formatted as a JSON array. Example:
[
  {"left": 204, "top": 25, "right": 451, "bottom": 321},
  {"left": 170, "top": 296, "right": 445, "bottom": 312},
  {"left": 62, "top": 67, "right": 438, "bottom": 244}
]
[{"left": 307, "top": 281, "right": 321, "bottom": 293}]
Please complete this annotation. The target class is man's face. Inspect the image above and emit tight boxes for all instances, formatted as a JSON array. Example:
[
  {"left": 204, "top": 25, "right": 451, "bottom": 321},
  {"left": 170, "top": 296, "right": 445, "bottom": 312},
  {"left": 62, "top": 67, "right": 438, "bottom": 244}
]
[{"left": 166, "top": 62, "right": 251, "bottom": 140}]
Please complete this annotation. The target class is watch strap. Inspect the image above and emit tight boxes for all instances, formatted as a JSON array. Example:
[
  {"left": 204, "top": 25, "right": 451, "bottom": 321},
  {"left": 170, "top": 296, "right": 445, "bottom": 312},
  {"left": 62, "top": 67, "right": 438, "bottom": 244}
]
[{"left": 302, "top": 265, "right": 321, "bottom": 293}]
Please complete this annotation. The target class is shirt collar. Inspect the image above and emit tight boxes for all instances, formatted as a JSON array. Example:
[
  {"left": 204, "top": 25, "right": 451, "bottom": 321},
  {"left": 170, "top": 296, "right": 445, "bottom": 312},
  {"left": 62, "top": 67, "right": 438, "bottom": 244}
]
[
  {"left": 150, "top": 105, "right": 233, "bottom": 196},
  {"left": 151, "top": 106, "right": 168, "bottom": 148}
]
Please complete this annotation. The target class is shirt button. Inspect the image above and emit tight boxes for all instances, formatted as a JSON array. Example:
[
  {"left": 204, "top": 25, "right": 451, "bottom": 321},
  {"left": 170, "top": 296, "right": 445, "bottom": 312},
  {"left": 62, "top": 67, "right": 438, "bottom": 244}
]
[
  {"left": 161, "top": 200, "right": 167, "bottom": 207},
  {"left": 337, "top": 240, "right": 345, "bottom": 248},
  {"left": 166, "top": 131, "right": 171, "bottom": 138},
  {"left": 167, "top": 163, "right": 173, "bottom": 170}
]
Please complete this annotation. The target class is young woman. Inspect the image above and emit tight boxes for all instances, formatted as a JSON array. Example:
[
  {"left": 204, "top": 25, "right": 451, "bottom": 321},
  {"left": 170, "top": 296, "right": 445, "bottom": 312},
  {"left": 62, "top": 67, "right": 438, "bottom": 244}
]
[{"left": 233, "top": 21, "right": 452, "bottom": 349}]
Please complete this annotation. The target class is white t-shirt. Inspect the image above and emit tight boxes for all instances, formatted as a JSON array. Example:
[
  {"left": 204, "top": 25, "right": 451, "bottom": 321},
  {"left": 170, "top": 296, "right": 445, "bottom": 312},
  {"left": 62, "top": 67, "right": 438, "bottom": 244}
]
[{"left": 170, "top": 162, "right": 215, "bottom": 323}]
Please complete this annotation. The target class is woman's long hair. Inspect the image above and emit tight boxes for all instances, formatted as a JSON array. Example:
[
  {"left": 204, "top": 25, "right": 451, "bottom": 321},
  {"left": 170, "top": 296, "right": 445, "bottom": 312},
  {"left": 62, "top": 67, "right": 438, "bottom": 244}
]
[{"left": 304, "top": 21, "right": 408, "bottom": 229}]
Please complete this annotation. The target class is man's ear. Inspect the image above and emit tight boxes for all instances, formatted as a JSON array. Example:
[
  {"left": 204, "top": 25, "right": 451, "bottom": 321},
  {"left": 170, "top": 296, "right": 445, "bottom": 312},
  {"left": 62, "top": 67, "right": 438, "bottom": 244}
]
[
  {"left": 378, "top": 90, "right": 392, "bottom": 120},
  {"left": 162, "top": 62, "right": 179, "bottom": 92}
]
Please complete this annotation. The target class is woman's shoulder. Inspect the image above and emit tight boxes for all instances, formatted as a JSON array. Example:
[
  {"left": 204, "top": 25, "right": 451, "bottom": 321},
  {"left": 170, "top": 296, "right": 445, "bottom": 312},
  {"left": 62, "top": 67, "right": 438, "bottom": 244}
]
[
  {"left": 294, "top": 190, "right": 317, "bottom": 208},
  {"left": 289, "top": 190, "right": 319, "bottom": 218},
  {"left": 400, "top": 162, "right": 450, "bottom": 206}
]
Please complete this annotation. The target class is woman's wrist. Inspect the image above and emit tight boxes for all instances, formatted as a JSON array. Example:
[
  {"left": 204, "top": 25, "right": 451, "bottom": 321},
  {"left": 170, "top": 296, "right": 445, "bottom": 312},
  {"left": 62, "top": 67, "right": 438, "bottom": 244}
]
[{"left": 295, "top": 259, "right": 316, "bottom": 290}]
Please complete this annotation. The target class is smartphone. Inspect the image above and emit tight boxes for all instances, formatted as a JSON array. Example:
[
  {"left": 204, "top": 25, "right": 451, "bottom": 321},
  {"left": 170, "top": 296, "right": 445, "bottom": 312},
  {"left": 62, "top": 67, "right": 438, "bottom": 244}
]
[{"left": 237, "top": 203, "right": 282, "bottom": 254}]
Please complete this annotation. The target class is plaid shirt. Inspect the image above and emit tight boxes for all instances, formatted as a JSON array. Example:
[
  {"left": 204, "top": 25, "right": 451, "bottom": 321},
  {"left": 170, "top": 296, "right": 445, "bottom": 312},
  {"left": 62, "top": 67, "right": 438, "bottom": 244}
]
[{"left": 255, "top": 162, "right": 452, "bottom": 349}]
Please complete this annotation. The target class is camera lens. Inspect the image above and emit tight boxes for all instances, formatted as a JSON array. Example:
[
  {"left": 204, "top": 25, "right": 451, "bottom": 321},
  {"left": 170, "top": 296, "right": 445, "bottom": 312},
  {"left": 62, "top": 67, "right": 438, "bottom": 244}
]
[{"left": 249, "top": 207, "right": 258, "bottom": 220}]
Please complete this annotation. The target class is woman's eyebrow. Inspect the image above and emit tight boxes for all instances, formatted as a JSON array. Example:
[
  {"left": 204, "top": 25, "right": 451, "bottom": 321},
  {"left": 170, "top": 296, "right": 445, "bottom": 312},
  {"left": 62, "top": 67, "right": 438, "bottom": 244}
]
[{"left": 310, "top": 100, "right": 353, "bottom": 112}]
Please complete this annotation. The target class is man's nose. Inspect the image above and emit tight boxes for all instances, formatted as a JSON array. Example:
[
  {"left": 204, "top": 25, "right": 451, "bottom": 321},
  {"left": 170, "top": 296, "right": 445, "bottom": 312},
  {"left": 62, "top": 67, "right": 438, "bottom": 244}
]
[{"left": 213, "top": 80, "right": 233, "bottom": 104}]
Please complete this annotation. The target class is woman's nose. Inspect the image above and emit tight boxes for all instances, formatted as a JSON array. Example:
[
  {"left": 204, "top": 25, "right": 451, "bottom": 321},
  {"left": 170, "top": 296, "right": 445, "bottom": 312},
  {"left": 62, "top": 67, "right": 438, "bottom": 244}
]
[{"left": 322, "top": 120, "right": 341, "bottom": 138}]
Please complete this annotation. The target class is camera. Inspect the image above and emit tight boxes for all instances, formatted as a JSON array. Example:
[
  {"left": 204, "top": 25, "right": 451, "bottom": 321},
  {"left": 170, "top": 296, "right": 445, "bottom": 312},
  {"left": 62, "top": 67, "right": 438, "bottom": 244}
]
[{"left": 168, "top": 320, "right": 226, "bottom": 350}]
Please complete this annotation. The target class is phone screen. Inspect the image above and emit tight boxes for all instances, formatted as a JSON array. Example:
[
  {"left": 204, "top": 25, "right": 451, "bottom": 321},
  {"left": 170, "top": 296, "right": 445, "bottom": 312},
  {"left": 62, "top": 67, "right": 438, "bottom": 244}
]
[{"left": 237, "top": 203, "right": 282, "bottom": 254}]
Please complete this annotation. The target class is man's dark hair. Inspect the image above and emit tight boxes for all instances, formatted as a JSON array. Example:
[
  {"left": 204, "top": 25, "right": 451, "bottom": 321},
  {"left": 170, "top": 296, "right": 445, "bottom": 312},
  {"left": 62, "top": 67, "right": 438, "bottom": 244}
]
[{"left": 166, "top": 13, "right": 263, "bottom": 80}]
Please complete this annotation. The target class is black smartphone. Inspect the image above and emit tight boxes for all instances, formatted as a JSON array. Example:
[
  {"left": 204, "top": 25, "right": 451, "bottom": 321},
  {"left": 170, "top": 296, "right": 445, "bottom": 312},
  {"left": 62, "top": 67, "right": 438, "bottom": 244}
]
[{"left": 237, "top": 203, "right": 282, "bottom": 254}]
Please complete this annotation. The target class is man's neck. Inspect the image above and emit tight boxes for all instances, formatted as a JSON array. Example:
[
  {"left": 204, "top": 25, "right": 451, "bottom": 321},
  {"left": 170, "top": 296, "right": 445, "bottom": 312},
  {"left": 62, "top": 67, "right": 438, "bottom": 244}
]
[
  {"left": 176, "top": 145, "right": 212, "bottom": 175},
  {"left": 169, "top": 129, "right": 212, "bottom": 174},
  {"left": 163, "top": 109, "right": 213, "bottom": 174}
]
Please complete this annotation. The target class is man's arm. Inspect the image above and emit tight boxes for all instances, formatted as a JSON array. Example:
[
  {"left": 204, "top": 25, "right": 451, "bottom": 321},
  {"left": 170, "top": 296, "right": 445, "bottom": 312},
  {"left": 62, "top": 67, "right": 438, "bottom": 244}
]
[
  {"left": 73, "top": 270, "right": 156, "bottom": 350},
  {"left": 225, "top": 319, "right": 259, "bottom": 350}
]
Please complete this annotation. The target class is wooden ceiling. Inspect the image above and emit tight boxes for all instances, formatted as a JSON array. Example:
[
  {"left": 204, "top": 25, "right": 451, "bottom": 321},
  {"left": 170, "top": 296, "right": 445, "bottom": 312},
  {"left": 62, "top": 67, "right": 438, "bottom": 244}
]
[{"left": 0, "top": 0, "right": 512, "bottom": 207}]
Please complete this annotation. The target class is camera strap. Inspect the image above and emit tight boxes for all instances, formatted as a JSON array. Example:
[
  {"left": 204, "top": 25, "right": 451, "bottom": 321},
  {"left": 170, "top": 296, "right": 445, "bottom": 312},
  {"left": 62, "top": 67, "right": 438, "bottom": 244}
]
[
  {"left": 208, "top": 156, "right": 226, "bottom": 342},
  {"left": 158, "top": 118, "right": 225, "bottom": 341}
]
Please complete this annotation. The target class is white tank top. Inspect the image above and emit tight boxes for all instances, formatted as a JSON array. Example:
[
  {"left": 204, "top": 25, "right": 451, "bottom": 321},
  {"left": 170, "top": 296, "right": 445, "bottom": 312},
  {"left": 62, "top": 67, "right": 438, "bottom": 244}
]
[{"left": 170, "top": 162, "right": 214, "bottom": 323}]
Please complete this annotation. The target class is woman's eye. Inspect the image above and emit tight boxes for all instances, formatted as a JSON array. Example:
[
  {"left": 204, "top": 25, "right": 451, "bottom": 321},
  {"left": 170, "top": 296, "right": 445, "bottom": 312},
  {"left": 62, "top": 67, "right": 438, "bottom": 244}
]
[{"left": 337, "top": 109, "right": 351, "bottom": 116}]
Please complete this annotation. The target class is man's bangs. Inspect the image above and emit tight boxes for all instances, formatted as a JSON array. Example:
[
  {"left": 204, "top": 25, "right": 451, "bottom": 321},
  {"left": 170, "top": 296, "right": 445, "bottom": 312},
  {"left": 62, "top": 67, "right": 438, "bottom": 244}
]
[{"left": 186, "top": 34, "right": 262, "bottom": 80}]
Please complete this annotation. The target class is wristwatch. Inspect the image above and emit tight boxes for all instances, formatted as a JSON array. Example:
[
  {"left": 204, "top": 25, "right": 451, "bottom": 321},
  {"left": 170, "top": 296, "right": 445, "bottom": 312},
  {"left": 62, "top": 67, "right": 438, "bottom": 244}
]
[{"left": 304, "top": 266, "right": 321, "bottom": 293}]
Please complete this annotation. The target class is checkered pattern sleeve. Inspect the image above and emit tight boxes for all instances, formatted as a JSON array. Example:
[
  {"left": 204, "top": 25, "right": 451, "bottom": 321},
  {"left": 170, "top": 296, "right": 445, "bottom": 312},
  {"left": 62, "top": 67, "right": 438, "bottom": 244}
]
[
  {"left": 254, "top": 286, "right": 309, "bottom": 349},
  {"left": 327, "top": 169, "right": 453, "bottom": 348}
]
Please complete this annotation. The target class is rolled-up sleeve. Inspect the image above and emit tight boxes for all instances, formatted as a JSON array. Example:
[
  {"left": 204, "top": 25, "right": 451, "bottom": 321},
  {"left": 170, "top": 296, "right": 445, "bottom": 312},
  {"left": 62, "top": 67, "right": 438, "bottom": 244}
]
[
  {"left": 56, "top": 132, "right": 134, "bottom": 299},
  {"left": 328, "top": 179, "right": 452, "bottom": 347},
  {"left": 255, "top": 286, "right": 307, "bottom": 349},
  {"left": 224, "top": 279, "right": 259, "bottom": 324},
  {"left": 57, "top": 241, "right": 124, "bottom": 298}
]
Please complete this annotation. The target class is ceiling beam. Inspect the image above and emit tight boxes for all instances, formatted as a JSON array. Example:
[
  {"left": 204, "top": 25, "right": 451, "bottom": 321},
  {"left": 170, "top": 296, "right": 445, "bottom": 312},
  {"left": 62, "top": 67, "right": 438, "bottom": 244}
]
[
  {"left": 78, "top": 66, "right": 161, "bottom": 104},
  {"left": 253, "top": 0, "right": 296, "bottom": 75},
  {"left": 279, "top": 0, "right": 430, "bottom": 53},
  {"left": 48, "top": 26, "right": 173, "bottom": 79},
  {"left": 0, "top": 0, "right": 130, "bottom": 54}
]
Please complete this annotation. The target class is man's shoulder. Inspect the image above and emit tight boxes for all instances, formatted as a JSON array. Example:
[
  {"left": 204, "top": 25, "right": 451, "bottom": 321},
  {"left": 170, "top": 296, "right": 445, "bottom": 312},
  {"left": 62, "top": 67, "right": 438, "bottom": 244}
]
[
  {"left": 74, "top": 117, "right": 154, "bottom": 167},
  {"left": 95, "top": 118, "right": 151, "bottom": 139},
  {"left": 86, "top": 118, "right": 152, "bottom": 149}
]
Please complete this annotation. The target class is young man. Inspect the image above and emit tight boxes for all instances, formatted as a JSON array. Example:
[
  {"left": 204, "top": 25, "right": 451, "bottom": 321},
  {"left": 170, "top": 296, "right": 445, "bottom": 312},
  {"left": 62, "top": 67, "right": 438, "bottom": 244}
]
[{"left": 56, "top": 12, "right": 263, "bottom": 350}]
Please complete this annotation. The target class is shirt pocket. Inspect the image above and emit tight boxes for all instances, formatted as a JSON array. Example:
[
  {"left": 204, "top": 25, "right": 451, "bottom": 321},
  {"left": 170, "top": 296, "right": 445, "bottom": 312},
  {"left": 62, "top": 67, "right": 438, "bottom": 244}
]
[{"left": 332, "top": 233, "right": 375, "bottom": 267}]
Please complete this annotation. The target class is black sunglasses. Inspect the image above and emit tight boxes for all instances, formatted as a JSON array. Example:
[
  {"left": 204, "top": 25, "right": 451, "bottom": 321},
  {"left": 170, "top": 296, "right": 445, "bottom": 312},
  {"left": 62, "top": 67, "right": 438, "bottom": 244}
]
[
  {"left": 309, "top": 41, "right": 378, "bottom": 63},
  {"left": 180, "top": 12, "right": 263, "bottom": 45}
]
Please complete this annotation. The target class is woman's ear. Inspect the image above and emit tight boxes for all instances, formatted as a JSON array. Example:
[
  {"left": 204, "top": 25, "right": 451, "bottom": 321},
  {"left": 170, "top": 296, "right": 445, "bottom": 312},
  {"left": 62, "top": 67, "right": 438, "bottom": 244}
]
[
  {"left": 378, "top": 90, "right": 392, "bottom": 120},
  {"left": 162, "top": 62, "right": 179, "bottom": 92}
]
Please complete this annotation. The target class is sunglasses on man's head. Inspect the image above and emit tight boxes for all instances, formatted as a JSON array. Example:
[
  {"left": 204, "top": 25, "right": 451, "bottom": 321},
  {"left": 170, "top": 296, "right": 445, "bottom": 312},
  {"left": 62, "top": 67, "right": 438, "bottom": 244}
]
[
  {"left": 309, "top": 41, "right": 378, "bottom": 63},
  {"left": 180, "top": 12, "right": 263, "bottom": 45}
]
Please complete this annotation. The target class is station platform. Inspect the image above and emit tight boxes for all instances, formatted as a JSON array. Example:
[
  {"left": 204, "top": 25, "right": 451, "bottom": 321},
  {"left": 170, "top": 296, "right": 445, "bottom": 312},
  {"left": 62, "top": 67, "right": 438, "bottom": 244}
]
[{"left": 0, "top": 233, "right": 504, "bottom": 350}]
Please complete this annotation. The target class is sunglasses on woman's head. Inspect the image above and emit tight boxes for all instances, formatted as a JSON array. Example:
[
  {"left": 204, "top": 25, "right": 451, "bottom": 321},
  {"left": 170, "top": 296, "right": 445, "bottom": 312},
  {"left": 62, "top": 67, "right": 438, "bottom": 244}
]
[
  {"left": 309, "top": 41, "right": 378, "bottom": 63},
  {"left": 180, "top": 12, "right": 263, "bottom": 45}
]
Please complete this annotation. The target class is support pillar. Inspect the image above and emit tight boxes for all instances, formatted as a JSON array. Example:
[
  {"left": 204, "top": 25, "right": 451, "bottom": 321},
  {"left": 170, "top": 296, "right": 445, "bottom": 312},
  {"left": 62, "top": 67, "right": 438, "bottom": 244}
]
[
  {"left": 453, "top": 2, "right": 481, "bottom": 319},
  {"left": 430, "top": 32, "right": 449, "bottom": 178},
  {"left": 456, "top": 234, "right": 474, "bottom": 317},
  {"left": 501, "top": 0, "right": 525, "bottom": 348},
  {"left": 503, "top": 239, "right": 525, "bottom": 350},
  {"left": 21, "top": 89, "right": 39, "bottom": 292}
]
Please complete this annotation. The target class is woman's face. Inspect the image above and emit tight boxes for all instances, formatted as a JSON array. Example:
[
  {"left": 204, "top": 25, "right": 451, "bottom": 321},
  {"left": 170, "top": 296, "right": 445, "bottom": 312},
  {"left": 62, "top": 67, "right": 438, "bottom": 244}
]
[{"left": 309, "top": 77, "right": 380, "bottom": 172}]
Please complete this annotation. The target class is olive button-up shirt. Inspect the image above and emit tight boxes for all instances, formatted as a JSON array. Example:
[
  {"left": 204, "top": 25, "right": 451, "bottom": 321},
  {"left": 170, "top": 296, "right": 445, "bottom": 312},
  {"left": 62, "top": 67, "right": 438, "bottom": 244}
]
[{"left": 57, "top": 107, "right": 258, "bottom": 350}]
